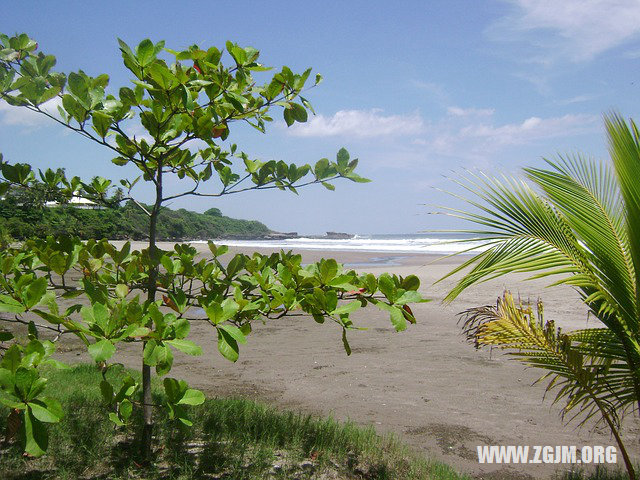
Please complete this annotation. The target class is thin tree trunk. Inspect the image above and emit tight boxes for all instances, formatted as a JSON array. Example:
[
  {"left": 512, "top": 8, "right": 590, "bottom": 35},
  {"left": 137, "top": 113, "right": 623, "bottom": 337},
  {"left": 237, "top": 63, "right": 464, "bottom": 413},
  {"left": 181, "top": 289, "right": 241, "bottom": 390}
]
[
  {"left": 141, "top": 163, "right": 163, "bottom": 461},
  {"left": 597, "top": 400, "right": 635, "bottom": 479}
]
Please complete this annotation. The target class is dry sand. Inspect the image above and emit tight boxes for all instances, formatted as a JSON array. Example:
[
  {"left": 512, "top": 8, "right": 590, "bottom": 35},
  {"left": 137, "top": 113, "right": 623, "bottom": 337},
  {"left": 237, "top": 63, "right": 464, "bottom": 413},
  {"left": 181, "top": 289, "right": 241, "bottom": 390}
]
[{"left": 55, "top": 242, "right": 640, "bottom": 479}]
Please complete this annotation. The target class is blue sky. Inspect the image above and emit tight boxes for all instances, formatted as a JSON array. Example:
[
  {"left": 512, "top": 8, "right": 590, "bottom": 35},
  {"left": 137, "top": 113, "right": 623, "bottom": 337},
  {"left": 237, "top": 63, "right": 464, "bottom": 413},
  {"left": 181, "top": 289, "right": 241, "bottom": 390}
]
[{"left": 1, "top": 1, "right": 639, "bottom": 234}]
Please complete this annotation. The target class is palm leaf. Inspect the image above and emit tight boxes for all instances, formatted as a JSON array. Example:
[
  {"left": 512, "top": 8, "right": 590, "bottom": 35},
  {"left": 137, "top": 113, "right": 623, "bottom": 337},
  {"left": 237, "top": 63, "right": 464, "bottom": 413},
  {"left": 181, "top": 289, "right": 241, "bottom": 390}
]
[
  {"left": 442, "top": 115, "right": 640, "bottom": 479},
  {"left": 459, "top": 293, "right": 633, "bottom": 427},
  {"left": 526, "top": 155, "right": 637, "bottom": 331},
  {"left": 606, "top": 113, "right": 640, "bottom": 313}
]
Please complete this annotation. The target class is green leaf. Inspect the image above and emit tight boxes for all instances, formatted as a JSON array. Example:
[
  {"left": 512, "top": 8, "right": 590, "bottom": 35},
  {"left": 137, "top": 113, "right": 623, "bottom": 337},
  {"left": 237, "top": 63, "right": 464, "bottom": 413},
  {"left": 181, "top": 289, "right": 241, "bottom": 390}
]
[
  {"left": 115, "top": 284, "right": 129, "bottom": 298},
  {"left": 226, "top": 255, "right": 245, "bottom": 277},
  {"left": 147, "top": 63, "right": 178, "bottom": 89},
  {"left": 319, "top": 259, "right": 338, "bottom": 284},
  {"left": 24, "top": 277, "right": 47, "bottom": 309},
  {"left": 100, "top": 380, "right": 114, "bottom": 403},
  {"left": 91, "top": 111, "right": 111, "bottom": 138},
  {"left": 376, "top": 302, "right": 406, "bottom": 332},
  {"left": 346, "top": 173, "right": 371, "bottom": 183},
  {"left": 283, "top": 107, "right": 295, "bottom": 127},
  {"left": 119, "top": 399, "right": 133, "bottom": 421},
  {"left": 172, "top": 318, "right": 189, "bottom": 338},
  {"left": 205, "top": 298, "right": 239, "bottom": 325},
  {"left": 314, "top": 158, "right": 330, "bottom": 179},
  {"left": 62, "top": 93, "right": 87, "bottom": 122},
  {"left": 333, "top": 301, "right": 361, "bottom": 316},
  {"left": 2, "top": 345, "right": 22, "bottom": 373},
  {"left": 378, "top": 274, "right": 396, "bottom": 302},
  {"left": 67, "top": 72, "right": 89, "bottom": 108},
  {"left": 0, "top": 368, "right": 13, "bottom": 390},
  {"left": 154, "top": 344, "right": 173, "bottom": 376},
  {"left": 166, "top": 339, "right": 202, "bottom": 356},
  {"left": 217, "top": 328, "right": 239, "bottom": 362},
  {"left": 88, "top": 339, "right": 116, "bottom": 363},
  {"left": 291, "top": 103, "right": 308, "bottom": 123},
  {"left": 108, "top": 412, "right": 124, "bottom": 426},
  {"left": 395, "top": 290, "right": 422, "bottom": 305},
  {"left": 22, "top": 409, "right": 47, "bottom": 456},
  {"left": 15, "top": 367, "right": 37, "bottom": 399},
  {"left": 0, "top": 331, "right": 14, "bottom": 341},
  {"left": 337, "top": 148, "right": 349, "bottom": 167},
  {"left": 219, "top": 324, "right": 247, "bottom": 345},
  {"left": 177, "top": 388, "right": 205, "bottom": 405},
  {"left": 81, "top": 303, "right": 110, "bottom": 333},
  {"left": 143, "top": 340, "right": 159, "bottom": 365},
  {"left": 163, "top": 377, "right": 185, "bottom": 403},
  {"left": 26, "top": 377, "right": 46, "bottom": 401},
  {"left": 136, "top": 39, "right": 155, "bottom": 66},
  {"left": 401, "top": 275, "right": 420, "bottom": 291},
  {"left": 29, "top": 398, "right": 63, "bottom": 423},
  {"left": 0, "top": 295, "right": 25, "bottom": 314}
]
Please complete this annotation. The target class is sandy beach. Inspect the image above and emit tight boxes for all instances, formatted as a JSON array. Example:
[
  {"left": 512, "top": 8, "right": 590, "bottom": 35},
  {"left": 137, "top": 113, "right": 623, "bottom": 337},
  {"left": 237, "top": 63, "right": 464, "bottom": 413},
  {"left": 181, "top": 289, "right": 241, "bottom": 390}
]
[{"left": 54, "top": 241, "right": 640, "bottom": 479}]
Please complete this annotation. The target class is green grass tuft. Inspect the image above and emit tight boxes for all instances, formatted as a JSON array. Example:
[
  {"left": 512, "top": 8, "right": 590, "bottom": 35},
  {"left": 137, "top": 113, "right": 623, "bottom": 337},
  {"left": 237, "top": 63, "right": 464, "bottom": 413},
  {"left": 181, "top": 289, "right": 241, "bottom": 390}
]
[{"left": 0, "top": 363, "right": 469, "bottom": 480}]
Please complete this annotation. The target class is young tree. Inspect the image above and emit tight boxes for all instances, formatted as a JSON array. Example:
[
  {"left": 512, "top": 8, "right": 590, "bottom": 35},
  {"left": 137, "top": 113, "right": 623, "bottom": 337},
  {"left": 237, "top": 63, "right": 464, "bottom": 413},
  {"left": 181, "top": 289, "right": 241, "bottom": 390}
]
[
  {"left": 0, "top": 33, "right": 426, "bottom": 460},
  {"left": 440, "top": 115, "right": 640, "bottom": 479}
]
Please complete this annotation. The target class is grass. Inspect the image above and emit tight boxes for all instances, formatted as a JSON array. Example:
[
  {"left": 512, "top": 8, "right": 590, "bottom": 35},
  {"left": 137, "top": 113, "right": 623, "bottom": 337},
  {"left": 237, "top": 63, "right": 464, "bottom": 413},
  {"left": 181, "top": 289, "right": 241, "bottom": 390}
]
[
  {"left": 0, "top": 364, "right": 469, "bottom": 480},
  {"left": 562, "top": 467, "right": 633, "bottom": 480}
]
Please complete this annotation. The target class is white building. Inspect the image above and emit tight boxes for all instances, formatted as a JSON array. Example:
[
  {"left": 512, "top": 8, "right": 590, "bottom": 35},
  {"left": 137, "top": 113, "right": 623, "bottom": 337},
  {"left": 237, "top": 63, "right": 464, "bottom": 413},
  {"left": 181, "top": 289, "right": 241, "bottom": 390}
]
[{"left": 45, "top": 196, "right": 103, "bottom": 210}]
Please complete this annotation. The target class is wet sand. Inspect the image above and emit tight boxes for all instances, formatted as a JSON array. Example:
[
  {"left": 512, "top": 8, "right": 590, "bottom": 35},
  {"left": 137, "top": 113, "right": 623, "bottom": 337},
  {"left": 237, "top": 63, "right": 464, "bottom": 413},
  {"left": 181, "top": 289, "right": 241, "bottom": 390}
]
[{"left": 57, "top": 242, "right": 640, "bottom": 479}]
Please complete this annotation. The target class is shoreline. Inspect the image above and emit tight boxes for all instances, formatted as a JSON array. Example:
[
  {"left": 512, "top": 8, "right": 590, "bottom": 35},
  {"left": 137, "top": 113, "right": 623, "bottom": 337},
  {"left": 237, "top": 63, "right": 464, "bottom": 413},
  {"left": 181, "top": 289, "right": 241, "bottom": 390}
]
[{"left": 64, "top": 241, "right": 638, "bottom": 478}]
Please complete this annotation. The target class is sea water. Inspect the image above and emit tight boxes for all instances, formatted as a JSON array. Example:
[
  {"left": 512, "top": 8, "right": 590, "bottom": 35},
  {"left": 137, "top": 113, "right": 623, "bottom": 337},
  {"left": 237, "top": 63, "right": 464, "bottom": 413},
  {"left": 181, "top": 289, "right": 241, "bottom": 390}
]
[{"left": 191, "top": 233, "right": 487, "bottom": 255}]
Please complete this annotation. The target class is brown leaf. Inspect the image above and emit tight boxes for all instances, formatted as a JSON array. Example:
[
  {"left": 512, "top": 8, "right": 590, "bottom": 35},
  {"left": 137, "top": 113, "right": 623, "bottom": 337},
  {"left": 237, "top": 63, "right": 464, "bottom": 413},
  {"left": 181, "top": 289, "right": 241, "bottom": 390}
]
[
  {"left": 163, "top": 295, "right": 179, "bottom": 312},
  {"left": 5, "top": 409, "right": 21, "bottom": 443}
]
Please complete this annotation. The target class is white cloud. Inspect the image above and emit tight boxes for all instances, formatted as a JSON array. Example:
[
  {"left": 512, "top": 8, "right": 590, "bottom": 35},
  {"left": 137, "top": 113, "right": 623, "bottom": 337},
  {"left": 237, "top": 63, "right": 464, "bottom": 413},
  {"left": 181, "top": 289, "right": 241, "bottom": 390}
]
[
  {"left": 288, "top": 109, "right": 424, "bottom": 138},
  {"left": 555, "top": 94, "right": 599, "bottom": 106},
  {"left": 493, "top": 0, "right": 640, "bottom": 61},
  {"left": 458, "top": 113, "right": 599, "bottom": 146},
  {"left": 447, "top": 106, "right": 495, "bottom": 117},
  {"left": 0, "top": 97, "right": 63, "bottom": 127},
  {"left": 397, "top": 113, "right": 601, "bottom": 171},
  {"left": 288, "top": 105, "right": 599, "bottom": 164},
  {"left": 124, "top": 123, "right": 154, "bottom": 144}
]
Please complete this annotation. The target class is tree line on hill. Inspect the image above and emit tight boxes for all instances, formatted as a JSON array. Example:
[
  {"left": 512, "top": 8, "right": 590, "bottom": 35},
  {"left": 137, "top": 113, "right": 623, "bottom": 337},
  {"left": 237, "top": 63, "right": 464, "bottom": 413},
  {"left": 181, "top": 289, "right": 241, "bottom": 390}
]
[{"left": 0, "top": 184, "right": 270, "bottom": 241}]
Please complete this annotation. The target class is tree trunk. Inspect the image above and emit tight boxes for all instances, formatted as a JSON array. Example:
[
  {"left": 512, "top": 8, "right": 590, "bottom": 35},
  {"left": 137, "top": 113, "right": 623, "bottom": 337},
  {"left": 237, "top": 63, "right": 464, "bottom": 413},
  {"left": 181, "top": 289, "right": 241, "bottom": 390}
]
[
  {"left": 595, "top": 396, "right": 635, "bottom": 479},
  {"left": 141, "top": 163, "right": 163, "bottom": 461}
]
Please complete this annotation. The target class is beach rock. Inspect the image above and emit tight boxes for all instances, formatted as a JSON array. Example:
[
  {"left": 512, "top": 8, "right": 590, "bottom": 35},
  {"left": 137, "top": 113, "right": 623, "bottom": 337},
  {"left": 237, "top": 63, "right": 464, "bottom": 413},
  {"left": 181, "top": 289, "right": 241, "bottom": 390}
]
[{"left": 324, "top": 231, "right": 352, "bottom": 239}]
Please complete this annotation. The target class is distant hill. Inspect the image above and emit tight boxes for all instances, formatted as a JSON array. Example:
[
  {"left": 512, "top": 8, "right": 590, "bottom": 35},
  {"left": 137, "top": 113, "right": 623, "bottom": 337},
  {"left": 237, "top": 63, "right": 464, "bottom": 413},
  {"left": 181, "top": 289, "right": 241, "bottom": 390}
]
[{"left": 0, "top": 199, "right": 271, "bottom": 241}]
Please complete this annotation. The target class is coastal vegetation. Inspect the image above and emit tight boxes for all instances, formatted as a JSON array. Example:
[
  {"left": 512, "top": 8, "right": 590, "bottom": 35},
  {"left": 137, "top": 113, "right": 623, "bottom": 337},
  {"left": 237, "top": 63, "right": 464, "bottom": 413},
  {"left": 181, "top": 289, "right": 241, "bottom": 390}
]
[
  {"left": 0, "top": 30, "right": 426, "bottom": 472},
  {"left": 0, "top": 189, "right": 270, "bottom": 240},
  {"left": 441, "top": 114, "right": 640, "bottom": 479},
  {"left": 0, "top": 364, "right": 468, "bottom": 480}
]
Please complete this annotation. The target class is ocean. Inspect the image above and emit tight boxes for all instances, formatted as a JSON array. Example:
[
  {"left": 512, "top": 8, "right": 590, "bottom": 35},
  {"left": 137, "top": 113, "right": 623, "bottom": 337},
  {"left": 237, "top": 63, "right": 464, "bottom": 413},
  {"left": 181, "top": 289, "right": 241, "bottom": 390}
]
[{"left": 192, "top": 233, "right": 486, "bottom": 255}]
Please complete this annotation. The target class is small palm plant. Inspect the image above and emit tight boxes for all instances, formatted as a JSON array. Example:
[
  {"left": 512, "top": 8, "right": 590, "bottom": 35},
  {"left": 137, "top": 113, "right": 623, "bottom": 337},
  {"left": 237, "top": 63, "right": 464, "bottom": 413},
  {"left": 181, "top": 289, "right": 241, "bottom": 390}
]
[{"left": 440, "top": 114, "right": 640, "bottom": 479}]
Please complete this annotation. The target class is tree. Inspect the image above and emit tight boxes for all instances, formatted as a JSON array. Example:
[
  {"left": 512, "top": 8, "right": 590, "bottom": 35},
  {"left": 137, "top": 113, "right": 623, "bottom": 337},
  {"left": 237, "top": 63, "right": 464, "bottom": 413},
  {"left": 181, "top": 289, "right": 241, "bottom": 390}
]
[
  {"left": 440, "top": 114, "right": 640, "bottom": 479},
  {"left": 204, "top": 207, "right": 222, "bottom": 217},
  {"left": 0, "top": 33, "right": 426, "bottom": 461}
]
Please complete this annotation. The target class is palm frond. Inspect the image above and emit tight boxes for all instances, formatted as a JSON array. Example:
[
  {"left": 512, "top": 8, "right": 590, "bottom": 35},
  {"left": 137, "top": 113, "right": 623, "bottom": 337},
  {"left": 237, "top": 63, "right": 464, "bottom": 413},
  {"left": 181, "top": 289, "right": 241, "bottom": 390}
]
[
  {"left": 459, "top": 292, "right": 636, "bottom": 427},
  {"left": 525, "top": 154, "right": 637, "bottom": 331},
  {"left": 606, "top": 113, "right": 640, "bottom": 315},
  {"left": 445, "top": 116, "right": 640, "bottom": 479},
  {"left": 439, "top": 171, "right": 616, "bottom": 309}
]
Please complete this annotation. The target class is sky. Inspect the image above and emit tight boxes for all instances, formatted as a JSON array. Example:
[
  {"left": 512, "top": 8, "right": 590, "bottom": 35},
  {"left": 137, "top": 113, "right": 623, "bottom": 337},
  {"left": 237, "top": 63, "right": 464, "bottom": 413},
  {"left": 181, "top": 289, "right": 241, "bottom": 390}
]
[{"left": 1, "top": 1, "right": 639, "bottom": 235}]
